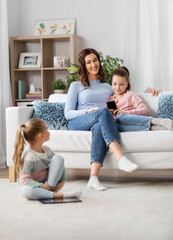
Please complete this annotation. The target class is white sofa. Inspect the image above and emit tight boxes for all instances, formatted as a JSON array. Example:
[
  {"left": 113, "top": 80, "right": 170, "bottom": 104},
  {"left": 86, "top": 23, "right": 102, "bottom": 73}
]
[{"left": 6, "top": 93, "right": 173, "bottom": 182}]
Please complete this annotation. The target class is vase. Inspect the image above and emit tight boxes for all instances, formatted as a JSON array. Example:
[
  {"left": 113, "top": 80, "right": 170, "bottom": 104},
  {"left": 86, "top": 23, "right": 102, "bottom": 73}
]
[{"left": 54, "top": 89, "right": 65, "bottom": 94}]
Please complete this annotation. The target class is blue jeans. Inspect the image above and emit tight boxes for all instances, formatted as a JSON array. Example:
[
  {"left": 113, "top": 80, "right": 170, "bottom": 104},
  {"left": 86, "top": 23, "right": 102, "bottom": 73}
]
[
  {"left": 68, "top": 107, "right": 120, "bottom": 165},
  {"left": 116, "top": 114, "right": 152, "bottom": 132}
]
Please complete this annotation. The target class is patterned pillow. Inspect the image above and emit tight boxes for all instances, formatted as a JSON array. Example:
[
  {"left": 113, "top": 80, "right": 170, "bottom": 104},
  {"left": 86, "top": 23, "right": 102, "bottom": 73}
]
[
  {"left": 156, "top": 94, "right": 173, "bottom": 120},
  {"left": 32, "top": 101, "right": 68, "bottom": 130}
]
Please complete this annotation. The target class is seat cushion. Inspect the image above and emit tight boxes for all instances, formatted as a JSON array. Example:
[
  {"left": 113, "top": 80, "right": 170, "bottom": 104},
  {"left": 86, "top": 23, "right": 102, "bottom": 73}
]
[{"left": 46, "top": 129, "right": 173, "bottom": 153}]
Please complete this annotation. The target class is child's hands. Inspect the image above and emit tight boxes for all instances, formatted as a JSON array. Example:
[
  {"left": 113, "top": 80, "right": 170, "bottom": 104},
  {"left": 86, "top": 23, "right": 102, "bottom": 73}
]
[
  {"left": 43, "top": 181, "right": 65, "bottom": 192},
  {"left": 43, "top": 182, "right": 51, "bottom": 191},
  {"left": 113, "top": 108, "right": 125, "bottom": 116},
  {"left": 53, "top": 181, "right": 65, "bottom": 192},
  {"left": 107, "top": 108, "right": 114, "bottom": 114}
]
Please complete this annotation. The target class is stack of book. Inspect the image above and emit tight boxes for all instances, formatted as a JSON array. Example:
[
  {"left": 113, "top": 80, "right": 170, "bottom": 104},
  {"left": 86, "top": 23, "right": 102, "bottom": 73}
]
[{"left": 26, "top": 93, "right": 42, "bottom": 100}]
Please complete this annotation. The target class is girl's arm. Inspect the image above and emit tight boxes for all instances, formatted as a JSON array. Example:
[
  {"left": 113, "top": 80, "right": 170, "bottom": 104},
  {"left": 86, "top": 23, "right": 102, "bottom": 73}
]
[
  {"left": 64, "top": 82, "right": 88, "bottom": 120},
  {"left": 125, "top": 92, "right": 150, "bottom": 116},
  {"left": 20, "top": 160, "right": 44, "bottom": 188}
]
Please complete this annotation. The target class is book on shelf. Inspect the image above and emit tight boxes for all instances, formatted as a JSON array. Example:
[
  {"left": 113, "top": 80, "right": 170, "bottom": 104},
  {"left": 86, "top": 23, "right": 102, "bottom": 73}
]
[
  {"left": 17, "top": 102, "right": 33, "bottom": 106},
  {"left": 26, "top": 93, "right": 42, "bottom": 99}
]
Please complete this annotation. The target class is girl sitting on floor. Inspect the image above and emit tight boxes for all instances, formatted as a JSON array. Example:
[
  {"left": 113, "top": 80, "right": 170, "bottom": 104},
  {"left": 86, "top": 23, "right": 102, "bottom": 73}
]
[{"left": 13, "top": 118, "right": 81, "bottom": 200}]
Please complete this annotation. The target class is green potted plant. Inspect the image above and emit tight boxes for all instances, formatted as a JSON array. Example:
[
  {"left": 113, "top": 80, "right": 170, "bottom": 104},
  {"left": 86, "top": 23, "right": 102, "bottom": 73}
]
[
  {"left": 66, "top": 63, "right": 78, "bottom": 88},
  {"left": 53, "top": 79, "right": 66, "bottom": 94},
  {"left": 99, "top": 52, "right": 124, "bottom": 85}
]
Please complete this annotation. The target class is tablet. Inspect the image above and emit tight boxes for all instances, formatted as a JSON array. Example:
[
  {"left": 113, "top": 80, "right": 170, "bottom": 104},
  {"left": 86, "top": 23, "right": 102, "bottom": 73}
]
[{"left": 39, "top": 197, "right": 82, "bottom": 204}]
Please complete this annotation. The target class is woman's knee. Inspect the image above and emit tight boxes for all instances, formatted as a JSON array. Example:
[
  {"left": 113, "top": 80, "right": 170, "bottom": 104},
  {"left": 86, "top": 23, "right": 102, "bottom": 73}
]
[{"left": 100, "top": 107, "right": 112, "bottom": 116}]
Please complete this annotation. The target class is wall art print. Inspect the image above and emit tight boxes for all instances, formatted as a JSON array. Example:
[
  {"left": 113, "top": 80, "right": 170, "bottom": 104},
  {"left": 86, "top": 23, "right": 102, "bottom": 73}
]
[{"left": 33, "top": 18, "right": 75, "bottom": 35}]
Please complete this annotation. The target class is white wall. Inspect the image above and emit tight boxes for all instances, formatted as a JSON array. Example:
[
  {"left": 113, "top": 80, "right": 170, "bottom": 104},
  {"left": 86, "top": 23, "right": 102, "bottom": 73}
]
[
  {"left": 7, "top": 0, "right": 171, "bottom": 92},
  {"left": 7, "top": 0, "right": 20, "bottom": 36},
  {"left": 8, "top": 0, "right": 126, "bottom": 61}
]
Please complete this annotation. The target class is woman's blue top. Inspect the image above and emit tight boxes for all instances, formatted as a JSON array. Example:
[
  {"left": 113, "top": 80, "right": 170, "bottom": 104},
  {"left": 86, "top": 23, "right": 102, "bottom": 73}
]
[{"left": 64, "top": 80, "right": 114, "bottom": 120}]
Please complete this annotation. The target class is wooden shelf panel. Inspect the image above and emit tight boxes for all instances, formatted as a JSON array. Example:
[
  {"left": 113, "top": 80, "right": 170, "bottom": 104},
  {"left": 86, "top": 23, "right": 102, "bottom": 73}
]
[
  {"left": 43, "top": 67, "right": 68, "bottom": 70},
  {"left": 14, "top": 68, "right": 41, "bottom": 71}
]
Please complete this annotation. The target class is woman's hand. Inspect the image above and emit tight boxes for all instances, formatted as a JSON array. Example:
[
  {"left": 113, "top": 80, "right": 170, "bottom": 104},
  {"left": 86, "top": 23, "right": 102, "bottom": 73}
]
[
  {"left": 87, "top": 107, "right": 99, "bottom": 113},
  {"left": 147, "top": 87, "right": 162, "bottom": 96}
]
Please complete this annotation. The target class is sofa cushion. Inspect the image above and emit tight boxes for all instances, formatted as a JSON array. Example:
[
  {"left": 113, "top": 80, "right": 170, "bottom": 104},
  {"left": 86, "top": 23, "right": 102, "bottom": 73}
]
[
  {"left": 32, "top": 101, "right": 68, "bottom": 130},
  {"left": 46, "top": 129, "right": 173, "bottom": 153},
  {"left": 48, "top": 93, "right": 67, "bottom": 103},
  {"left": 156, "top": 92, "right": 173, "bottom": 120},
  {"left": 138, "top": 93, "right": 158, "bottom": 117}
]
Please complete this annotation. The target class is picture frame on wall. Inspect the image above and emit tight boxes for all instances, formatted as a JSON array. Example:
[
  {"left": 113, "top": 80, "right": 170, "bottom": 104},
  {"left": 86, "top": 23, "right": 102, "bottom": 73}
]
[
  {"left": 18, "top": 52, "right": 41, "bottom": 68},
  {"left": 33, "top": 18, "right": 75, "bottom": 36}
]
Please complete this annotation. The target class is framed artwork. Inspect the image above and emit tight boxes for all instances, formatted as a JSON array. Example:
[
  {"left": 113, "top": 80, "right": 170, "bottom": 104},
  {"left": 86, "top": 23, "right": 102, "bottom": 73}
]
[
  {"left": 18, "top": 53, "right": 41, "bottom": 68},
  {"left": 33, "top": 18, "right": 75, "bottom": 36}
]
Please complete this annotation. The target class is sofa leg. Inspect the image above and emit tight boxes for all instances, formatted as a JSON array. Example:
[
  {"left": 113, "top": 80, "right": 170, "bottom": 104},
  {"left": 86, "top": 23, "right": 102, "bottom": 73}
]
[{"left": 9, "top": 166, "right": 17, "bottom": 183}]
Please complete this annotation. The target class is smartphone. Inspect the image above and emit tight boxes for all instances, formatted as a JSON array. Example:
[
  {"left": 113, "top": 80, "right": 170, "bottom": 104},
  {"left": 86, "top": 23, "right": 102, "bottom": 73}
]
[{"left": 107, "top": 101, "right": 117, "bottom": 110}]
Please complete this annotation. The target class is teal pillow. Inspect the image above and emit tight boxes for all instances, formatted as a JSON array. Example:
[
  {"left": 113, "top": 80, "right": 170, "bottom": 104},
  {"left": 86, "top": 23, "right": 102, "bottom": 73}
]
[
  {"left": 32, "top": 101, "right": 68, "bottom": 130},
  {"left": 156, "top": 94, "right": 173, "bottom": 120}
]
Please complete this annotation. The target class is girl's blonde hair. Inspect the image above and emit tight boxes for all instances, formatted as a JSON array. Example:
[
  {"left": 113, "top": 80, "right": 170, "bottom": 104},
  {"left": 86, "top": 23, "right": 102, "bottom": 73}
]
[
  {"left": 112, "top": 66, "right": 131, "bottom": 91},
  {"left": 13, "top": 118, "right": 47, "bottom": 174}
]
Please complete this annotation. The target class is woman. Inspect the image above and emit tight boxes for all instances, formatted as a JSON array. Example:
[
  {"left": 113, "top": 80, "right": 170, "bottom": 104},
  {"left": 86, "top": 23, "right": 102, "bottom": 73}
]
[{"left": 64, "top": 48, "right": 138, "bottom": 191}]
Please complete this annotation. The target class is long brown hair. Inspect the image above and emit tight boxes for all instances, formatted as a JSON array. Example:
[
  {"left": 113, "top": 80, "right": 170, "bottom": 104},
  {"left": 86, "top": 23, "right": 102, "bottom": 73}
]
[
  {"left": 13, "top": 118, "right": 47, "bottom": 174},
  {"left": 78, "top": 48, "right": 105, "bottom": 87},
  {"left": 112, "top": 66, "right": 131, "bottom": 90}
]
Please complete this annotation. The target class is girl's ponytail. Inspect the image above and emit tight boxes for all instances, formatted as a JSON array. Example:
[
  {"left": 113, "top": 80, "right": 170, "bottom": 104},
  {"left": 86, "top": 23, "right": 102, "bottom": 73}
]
[
  {"left": 12, "top": 118, "right": 47, "bottom": 174},
  {"left": 13, "top": 124, "right": 26, "bottom": 174}
]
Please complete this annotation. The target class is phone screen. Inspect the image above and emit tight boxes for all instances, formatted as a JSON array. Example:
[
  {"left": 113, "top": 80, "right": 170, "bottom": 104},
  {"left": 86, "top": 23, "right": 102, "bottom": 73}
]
[{"left": 107, "top": 101, "right": 117, "bottom": 110}]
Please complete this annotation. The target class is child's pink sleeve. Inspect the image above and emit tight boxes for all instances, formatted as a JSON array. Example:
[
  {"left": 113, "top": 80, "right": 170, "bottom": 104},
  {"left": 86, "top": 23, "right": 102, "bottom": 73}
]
[{"left": 125, "top": 93, "right": 150, "bottom": 116}]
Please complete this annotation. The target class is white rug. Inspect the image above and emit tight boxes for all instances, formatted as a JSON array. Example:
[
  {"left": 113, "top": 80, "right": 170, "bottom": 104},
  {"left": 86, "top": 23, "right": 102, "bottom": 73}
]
[{"left": 0, "top": 179, "right": 173, "bottom": 240}]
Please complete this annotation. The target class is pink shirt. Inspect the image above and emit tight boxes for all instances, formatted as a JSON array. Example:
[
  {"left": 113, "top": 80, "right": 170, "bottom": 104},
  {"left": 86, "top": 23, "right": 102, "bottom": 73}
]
[{"left": 109, "top": 90, "right": 150, "bottom": 116}]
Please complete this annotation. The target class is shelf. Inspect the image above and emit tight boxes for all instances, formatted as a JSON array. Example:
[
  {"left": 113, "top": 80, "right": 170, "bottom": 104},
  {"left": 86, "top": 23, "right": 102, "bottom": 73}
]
[
  {"left": 15, "top": 99, "right": 35, "bottom": 101},
  {"left": 14, "top": 68, "right": 41, "bottom": 71},
  {"left": 10, "top": 34, "right": 84, "bottom": 106},
  {"left": 43, "top": 67, "right": 68, "bottom": 71}
]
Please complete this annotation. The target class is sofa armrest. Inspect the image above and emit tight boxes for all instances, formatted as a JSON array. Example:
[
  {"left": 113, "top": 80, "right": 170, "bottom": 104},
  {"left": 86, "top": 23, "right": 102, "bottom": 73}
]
[{"left": 6, "top": 107, "right": 33, "bottom": 166}]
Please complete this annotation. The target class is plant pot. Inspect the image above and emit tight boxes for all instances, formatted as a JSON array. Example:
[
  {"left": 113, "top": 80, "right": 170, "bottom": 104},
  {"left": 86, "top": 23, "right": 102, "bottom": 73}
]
[{"left": 54, "top": 89, "right": 65, "bottom": 94}]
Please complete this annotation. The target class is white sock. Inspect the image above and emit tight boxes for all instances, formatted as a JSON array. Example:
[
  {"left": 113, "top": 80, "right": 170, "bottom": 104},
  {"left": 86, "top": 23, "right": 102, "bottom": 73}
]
[
  {"left": 118, "top": 156, "right": 138, "bottom": 173},
  {"left": 152, "top": 118, "right": 173, "bottom": 130},
  {"left": 151, "top": 125, "right": 167, "bottom": 131},
  {"left": 87, "top": 176, "right": 107, "bottom": 191},
  {"left": 62, "top": 190, "right": 82, "bottom": 199}
]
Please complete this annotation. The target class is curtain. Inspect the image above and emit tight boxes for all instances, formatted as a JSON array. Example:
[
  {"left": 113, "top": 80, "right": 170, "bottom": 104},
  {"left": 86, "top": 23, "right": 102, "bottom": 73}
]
[
  {"left": 117, "top": 0, "right": 172, "bottom": 92},
  {"left": 0, "top": 0, "right": 12, "bottom": 168}
]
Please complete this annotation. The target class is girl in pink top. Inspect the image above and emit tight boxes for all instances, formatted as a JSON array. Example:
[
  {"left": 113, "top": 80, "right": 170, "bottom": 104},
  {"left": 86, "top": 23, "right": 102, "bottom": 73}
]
[{"left": 108, "top": 67, "right": 173, "bottom": 131}]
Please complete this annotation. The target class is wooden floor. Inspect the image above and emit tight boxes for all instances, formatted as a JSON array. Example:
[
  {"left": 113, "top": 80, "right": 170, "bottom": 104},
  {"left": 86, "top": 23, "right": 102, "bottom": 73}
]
[
  {"left": 0, "top": 167, "right": 9, "bottom": 179},
  {"left": 1, "top": 167, "right": 173, "bottom": 182}
]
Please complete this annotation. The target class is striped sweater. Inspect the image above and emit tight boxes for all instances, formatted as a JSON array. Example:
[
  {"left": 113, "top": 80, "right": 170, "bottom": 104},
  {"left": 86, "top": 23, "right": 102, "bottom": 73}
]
[{"left": 20, "top": 145, "right": 66, "bottom": 188}]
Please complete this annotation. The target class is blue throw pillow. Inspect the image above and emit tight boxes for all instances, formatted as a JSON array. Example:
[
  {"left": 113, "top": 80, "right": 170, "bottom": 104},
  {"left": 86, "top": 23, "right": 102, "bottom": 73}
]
[
  {"left": 156, "top": 94, "right": 173, "bottom": 120},
  {"left": 32, "top": 101, "right": 68, "bottom": 130}
]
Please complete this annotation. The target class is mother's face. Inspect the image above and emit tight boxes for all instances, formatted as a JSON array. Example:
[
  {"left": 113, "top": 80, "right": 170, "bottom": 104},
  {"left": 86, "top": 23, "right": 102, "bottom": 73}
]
[{"left": 84, "top": 53, "right": 100, "bottom": 77}]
